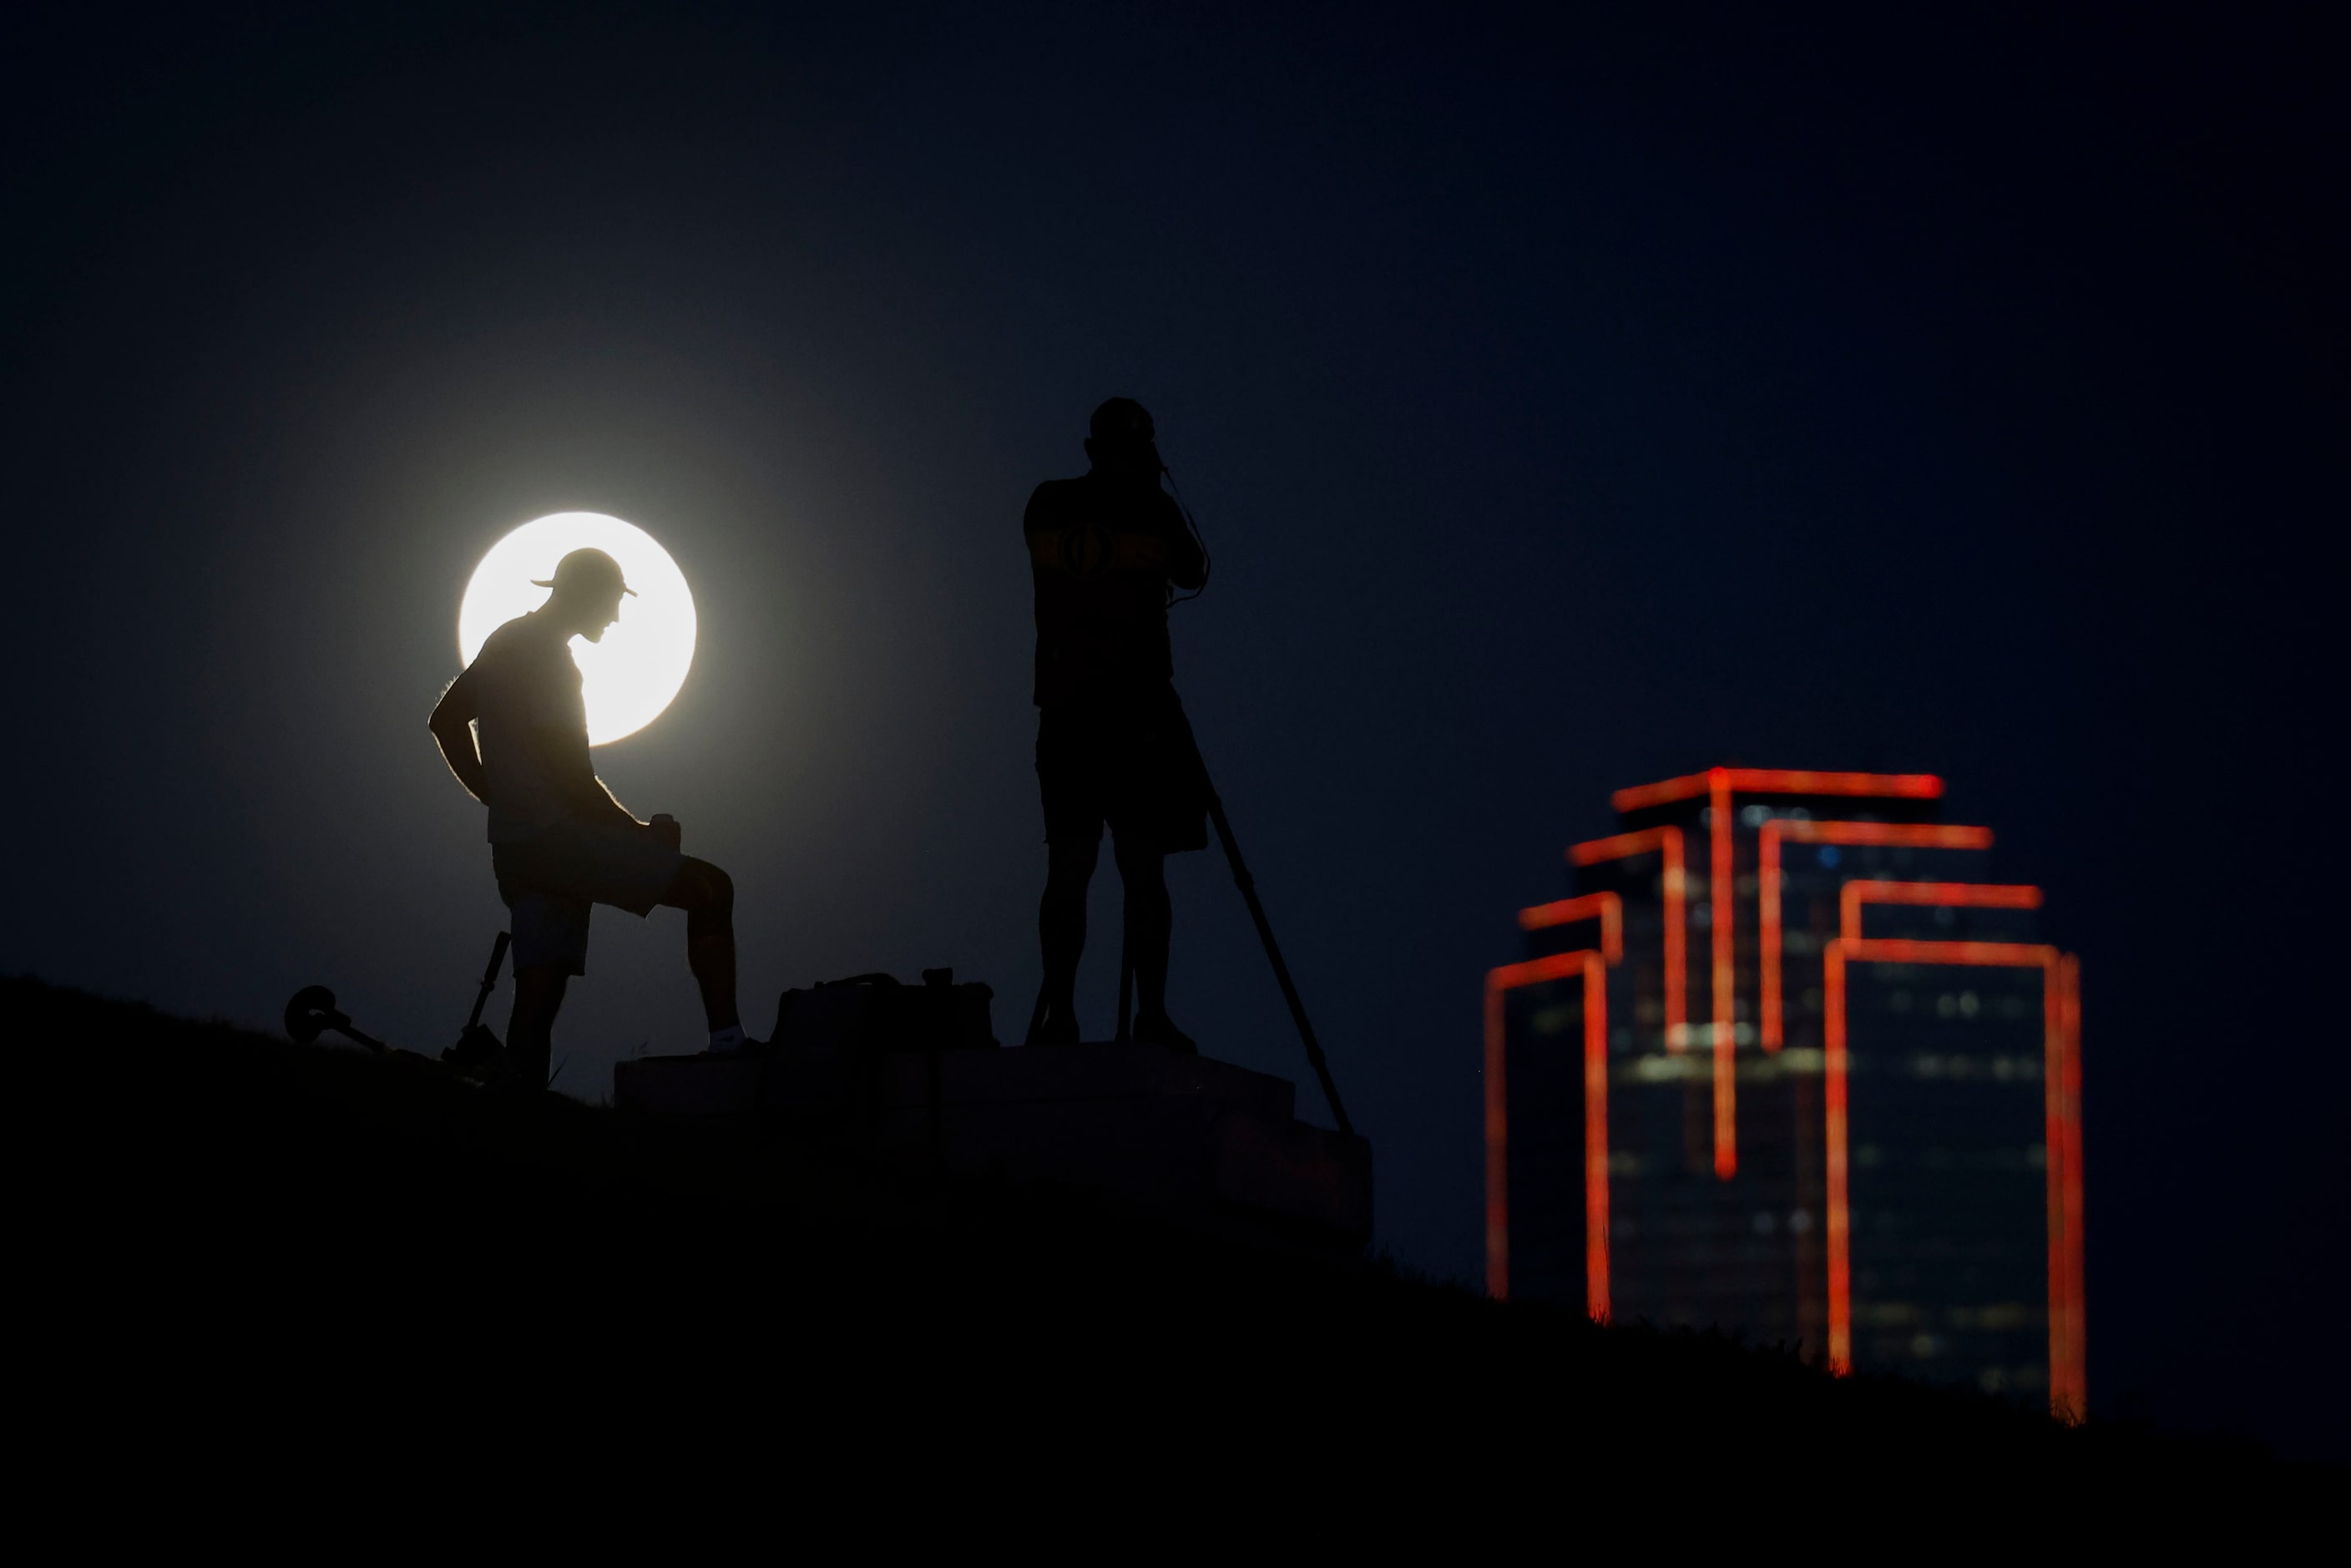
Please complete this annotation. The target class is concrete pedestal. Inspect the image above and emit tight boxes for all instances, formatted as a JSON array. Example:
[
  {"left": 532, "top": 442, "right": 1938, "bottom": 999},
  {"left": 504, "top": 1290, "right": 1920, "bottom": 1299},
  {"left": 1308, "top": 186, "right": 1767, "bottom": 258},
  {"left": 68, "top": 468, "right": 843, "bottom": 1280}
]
[{"left": 614, "top": 1043, "right": 1371, "bottom": 1251}]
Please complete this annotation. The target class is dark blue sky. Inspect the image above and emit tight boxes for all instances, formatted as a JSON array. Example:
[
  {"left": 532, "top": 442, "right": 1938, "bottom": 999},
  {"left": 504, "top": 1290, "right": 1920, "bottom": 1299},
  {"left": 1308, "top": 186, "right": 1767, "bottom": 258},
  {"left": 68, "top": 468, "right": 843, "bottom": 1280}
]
[{"left": 5, "top": 4, "right": 2342, "bottom": 1459}]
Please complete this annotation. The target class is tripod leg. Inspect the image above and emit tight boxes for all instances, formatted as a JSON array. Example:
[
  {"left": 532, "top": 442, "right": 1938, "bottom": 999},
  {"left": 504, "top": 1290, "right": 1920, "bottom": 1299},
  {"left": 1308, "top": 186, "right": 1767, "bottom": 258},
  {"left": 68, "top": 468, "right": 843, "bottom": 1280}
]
[
  {"left": 465, "top": 929, "right": 513, "bottom": 1034},
  {"left": 1115, "top": 925, "right": 1135, "bottom": 1042},
  {"left": 1201, "top": 780, "right": 1355, "bottom": 1138}
]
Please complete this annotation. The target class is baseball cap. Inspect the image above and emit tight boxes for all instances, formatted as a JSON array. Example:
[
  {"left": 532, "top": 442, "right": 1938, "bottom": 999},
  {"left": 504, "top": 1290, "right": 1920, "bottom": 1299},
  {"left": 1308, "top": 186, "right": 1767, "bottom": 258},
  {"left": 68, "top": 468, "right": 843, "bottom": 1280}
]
[{"left": 532, "top": 547, "right": 637, "bottom": 597}]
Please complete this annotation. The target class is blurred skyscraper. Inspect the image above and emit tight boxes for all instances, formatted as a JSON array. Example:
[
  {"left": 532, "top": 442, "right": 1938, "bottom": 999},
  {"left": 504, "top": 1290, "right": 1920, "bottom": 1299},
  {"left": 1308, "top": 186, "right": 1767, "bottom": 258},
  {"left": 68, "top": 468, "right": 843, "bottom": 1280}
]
[{"left": 1488, "top": 769, "right": 2085, "bottom": 1413}]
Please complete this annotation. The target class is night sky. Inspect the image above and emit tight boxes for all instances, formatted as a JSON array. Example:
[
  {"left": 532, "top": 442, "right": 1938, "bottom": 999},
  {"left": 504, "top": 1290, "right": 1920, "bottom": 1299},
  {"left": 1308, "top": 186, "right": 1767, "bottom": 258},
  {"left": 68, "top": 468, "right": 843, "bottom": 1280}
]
[{"left": 7, "top": 5, "right": 2342, "bottom": 1459}]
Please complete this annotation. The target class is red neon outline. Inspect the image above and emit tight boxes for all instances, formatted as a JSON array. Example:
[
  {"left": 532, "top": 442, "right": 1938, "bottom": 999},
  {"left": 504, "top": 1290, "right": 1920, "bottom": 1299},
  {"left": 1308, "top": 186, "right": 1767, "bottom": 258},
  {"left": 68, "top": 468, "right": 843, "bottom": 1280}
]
[
  {"left": 1706, "top": 771, "right": 1736, "bottom": 1176},
  {"left": 1840, "top": 881, "right": 2042, "bottom": 941},
  {"left": 1823, "top": 942, "right": 1851, "bottom": 1370},
  {"left": 2056, "top": 954, "right": 2087, "bottom": 1418},
  {"left": 1567, "top": 827, "right": 1686, "bottom": 1048},
  {"left": 1758, "top": 821, "right": 1995, "bottom": 1050},
  {"left": 1610, "top": 769, "right": 1945, "bottom": 814},
  {"left": 1820, "top": 937, "right": 2086, "bottom": 1416},
  {"left": 1518, "top": 891, "right": 1624, "bottom": 964},
  {"left": 1484, "top": 950, "right": 1610, "bottom": 1318}
]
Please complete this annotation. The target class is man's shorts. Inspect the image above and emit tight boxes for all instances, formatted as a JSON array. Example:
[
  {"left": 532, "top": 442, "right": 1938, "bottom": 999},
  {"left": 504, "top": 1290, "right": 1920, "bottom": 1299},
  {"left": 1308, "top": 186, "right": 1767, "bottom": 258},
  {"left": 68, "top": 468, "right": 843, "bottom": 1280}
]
[
  {"left": 490, "top": 821, "right": 685, "bottom": 976},
  {"left": 1036, "top": 688, "right": 1210, "bottom": 852}
]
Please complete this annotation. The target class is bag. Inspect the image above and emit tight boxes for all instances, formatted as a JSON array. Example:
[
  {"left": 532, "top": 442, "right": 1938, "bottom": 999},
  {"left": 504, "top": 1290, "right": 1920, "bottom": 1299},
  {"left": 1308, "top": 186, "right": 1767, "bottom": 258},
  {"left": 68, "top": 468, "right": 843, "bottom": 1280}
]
[{"left": 771, "top": 969, "right": 997, "bottom": 1054}]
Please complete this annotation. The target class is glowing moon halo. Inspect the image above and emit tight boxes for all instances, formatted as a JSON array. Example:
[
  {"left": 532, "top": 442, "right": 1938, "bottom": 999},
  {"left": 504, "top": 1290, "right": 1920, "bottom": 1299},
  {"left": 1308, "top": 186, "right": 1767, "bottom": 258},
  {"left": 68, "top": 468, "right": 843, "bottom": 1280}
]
[{"left": 458, "top": 513, "right": 696, "bottom": 746}]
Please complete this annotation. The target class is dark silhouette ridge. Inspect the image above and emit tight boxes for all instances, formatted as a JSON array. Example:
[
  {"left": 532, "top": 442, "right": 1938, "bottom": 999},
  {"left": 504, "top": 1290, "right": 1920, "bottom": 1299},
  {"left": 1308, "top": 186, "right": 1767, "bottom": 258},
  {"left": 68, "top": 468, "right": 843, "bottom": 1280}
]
[
  {"left": 12, "top": 976, "right": 2330, "bottom": 1502},
  {"left": 428, "top": 547, "right": 751, "bottom": 1080}
]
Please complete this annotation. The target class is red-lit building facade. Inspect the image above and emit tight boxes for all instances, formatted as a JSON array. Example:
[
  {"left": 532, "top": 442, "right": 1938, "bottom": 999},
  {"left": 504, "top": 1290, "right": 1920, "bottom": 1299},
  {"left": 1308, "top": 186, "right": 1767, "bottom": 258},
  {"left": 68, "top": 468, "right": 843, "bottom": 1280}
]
[{"left": 1486, "top": 769, "right": 2086, "bottom": 1414}]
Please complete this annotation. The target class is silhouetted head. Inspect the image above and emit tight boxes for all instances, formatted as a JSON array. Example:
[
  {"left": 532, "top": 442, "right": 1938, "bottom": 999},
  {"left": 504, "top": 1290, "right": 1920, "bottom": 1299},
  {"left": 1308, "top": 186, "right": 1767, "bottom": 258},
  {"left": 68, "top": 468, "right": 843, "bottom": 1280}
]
[
  {"left": 1084, "top": 397, "right": 1163, "bottom": 483},
  {"left": 532, "top": 548, "right": 635, "bottom": 642}
]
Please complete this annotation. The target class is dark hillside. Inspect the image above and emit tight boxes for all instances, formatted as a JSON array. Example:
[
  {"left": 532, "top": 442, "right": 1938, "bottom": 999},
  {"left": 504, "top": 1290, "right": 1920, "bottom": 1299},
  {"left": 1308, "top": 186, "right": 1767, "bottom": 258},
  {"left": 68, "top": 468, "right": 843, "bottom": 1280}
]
[{"left": 8, "top": 976, "right": 2318, "bottom": 1508}]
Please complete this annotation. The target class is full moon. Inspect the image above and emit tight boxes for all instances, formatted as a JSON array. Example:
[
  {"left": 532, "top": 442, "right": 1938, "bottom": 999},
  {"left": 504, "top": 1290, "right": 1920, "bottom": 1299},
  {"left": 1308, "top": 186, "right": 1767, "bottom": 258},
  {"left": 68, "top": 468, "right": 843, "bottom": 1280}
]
[{"left": 458, "top": 513, "right": 697, "bottom": 746}]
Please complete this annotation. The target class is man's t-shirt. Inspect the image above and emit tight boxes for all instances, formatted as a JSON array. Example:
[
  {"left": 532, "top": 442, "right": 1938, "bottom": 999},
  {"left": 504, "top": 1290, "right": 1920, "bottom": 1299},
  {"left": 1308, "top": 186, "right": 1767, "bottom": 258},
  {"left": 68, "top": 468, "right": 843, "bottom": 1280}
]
[
  {"left": 1024, "top": 472, "right": 1205, "bottom": 708},
  {"left": 452, "top": 613, "right": 588, "bottom": 843}
]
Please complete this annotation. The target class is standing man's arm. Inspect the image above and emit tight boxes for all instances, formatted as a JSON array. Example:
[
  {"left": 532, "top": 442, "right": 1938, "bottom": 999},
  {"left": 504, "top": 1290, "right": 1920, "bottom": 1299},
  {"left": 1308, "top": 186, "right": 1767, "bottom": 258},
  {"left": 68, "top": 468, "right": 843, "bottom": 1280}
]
[
  {"left": 1163, "top": 497, "right": 1206, "bottom": 593},
  {"left": 429, "top": 675, "right": 488, "bottom": 803}
]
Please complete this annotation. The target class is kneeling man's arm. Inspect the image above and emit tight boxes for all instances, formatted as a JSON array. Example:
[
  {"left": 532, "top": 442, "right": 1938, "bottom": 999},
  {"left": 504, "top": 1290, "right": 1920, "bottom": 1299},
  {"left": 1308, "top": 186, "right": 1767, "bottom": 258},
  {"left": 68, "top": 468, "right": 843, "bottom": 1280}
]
[
  {"left": 429, "top": 675, "right": 488, "bottom": 804},
  {"left": 541, "top": 724, "right": 645, "bottom": 832}
]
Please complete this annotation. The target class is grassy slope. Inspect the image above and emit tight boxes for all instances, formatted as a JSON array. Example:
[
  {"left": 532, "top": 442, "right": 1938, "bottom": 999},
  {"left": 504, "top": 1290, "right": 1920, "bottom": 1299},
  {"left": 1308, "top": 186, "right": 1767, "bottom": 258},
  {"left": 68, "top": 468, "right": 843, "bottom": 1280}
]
[{"left": 9, "top": 975, "right": 2315, "bottom": 1505}]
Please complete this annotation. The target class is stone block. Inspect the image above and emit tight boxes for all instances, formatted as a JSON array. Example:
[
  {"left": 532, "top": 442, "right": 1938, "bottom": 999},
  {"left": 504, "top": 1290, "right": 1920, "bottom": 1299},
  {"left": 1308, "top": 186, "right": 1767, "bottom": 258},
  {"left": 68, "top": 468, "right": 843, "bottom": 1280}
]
[{"left": 611, "top": 1039, "right": 1369, "bottom": 1248}]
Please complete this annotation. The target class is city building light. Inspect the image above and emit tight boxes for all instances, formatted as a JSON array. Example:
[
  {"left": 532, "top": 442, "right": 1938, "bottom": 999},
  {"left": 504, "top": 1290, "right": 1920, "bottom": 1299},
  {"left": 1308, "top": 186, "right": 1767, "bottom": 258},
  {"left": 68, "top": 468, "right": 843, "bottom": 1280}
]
[{"left": 1493, "top": 769, "right": 2086, "bottom": 1415}]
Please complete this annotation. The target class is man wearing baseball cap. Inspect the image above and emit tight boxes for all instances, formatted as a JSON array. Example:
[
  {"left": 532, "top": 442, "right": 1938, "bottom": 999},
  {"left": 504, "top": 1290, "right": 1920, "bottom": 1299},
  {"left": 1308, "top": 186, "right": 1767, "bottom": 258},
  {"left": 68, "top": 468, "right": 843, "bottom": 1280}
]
[{"left": 429, "top": 546, "right": 752, "bottom": 1085}]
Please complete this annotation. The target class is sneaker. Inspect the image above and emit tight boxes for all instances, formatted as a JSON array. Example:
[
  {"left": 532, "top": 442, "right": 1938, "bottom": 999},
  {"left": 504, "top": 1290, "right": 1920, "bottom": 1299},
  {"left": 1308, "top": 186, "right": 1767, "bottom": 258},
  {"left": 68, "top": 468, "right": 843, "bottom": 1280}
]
[
  {"left": 1029, "top": 1006, "right": 1080, "bottom": 1046},
  {"left": 700, "top": 1036, "right": 771, "bottom": 1058},
  {"left": 1130, "top": 1011, "right": 1198, "bottom": 1055}
]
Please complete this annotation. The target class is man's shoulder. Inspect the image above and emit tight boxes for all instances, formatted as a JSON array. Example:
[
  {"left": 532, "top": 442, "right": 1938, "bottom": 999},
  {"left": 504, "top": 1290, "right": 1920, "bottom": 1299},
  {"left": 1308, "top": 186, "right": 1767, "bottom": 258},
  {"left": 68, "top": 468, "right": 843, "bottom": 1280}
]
[
  {"left": 471, "top": 615, "right": 566, "bottom": 682},
  {"left": 1024, "top": 474, "right": 1092, "bottom": 526}
]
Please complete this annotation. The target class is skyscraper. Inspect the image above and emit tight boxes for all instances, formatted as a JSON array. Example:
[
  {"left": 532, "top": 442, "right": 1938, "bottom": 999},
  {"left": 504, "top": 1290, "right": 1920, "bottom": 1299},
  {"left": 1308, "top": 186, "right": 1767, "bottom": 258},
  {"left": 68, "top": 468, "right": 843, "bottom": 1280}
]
[{"left": 1487, "top": 768, "right": 2085, "bottom": 1413}]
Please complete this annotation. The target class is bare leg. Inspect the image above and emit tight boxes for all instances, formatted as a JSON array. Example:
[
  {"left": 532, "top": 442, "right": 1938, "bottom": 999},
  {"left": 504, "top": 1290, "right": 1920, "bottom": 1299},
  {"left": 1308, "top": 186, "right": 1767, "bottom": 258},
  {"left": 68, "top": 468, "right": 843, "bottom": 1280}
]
[
  {"left": 1038, "top": 837, "right": 1100, "bottom": 1039},
  {"left": 688, "top": 933, "right": 738, "bottom": 1032},
  {"left": 1114, "top": 835, "right": 1173, "bottom": 1024},
  {"left": 661, "top": 857, "right": 740, "bottom": 1032},
  {"left": 507, "top": 963, "right": 569, "bottom": 1083}
]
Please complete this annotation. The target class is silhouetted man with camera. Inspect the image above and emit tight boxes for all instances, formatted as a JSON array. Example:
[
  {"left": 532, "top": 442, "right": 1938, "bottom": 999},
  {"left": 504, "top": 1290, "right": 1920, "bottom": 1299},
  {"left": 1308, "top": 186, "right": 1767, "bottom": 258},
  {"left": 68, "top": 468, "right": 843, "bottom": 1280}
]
[
  {"left": 1026, "top": 398, "right": 1209, "bottom": 1050},
  {"left": 430, "top": 547, "right": 751, "bottom": 1087}
]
